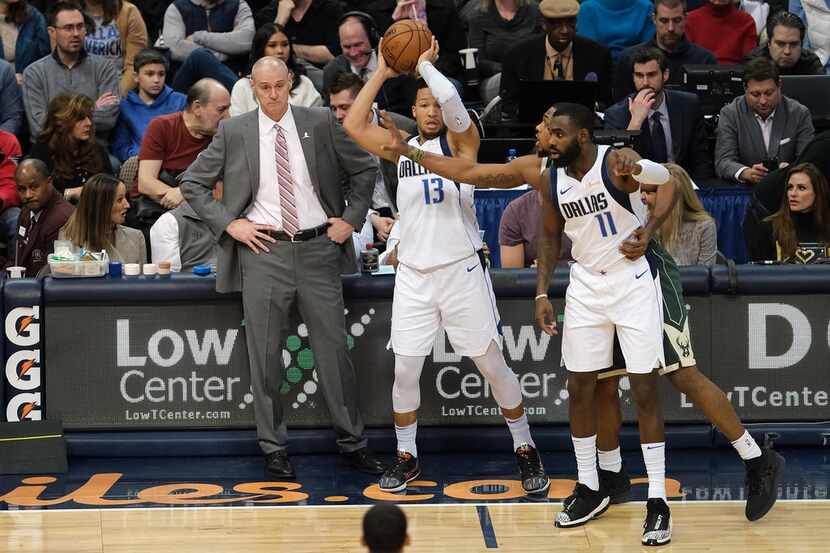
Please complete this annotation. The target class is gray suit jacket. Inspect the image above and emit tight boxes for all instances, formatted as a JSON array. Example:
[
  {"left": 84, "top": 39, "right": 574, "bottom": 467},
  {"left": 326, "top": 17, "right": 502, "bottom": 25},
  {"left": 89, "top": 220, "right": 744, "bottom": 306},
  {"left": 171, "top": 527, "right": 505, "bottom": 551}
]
[
  {"left": 180, "top": 106, "right": 376, "bottom": 293},
  {"left": 715, "top": 95, "right": 814, "bottom": 182}
]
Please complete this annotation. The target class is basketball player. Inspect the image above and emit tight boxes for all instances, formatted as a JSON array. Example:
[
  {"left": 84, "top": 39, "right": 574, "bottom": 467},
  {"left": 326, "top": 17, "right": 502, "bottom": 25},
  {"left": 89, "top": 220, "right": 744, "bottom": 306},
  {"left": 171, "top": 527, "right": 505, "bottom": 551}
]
[
  {"left": 381, "top": 103, "right": 675, "bottom": 545},
  {"left": 342, "top": 38, "right": 549, "bottom": 495},
  {"left": 594, "top": 172, "right": 785, "bottom": 523}
]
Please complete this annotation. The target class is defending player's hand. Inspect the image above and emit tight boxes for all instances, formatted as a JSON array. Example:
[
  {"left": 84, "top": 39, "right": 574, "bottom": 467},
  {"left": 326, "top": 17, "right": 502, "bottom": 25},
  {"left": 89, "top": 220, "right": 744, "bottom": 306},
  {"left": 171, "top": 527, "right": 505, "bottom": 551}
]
[
  {"left": 416, "top": 37, "right": 440, "bottom": 75},
  {"left": 612, "top": 148, "right": 642, "bottom": 177},
  {"left": 378, "top": 111, "right": 410, "bottom": 157},
  {"left": 535, "top": 297, "right": 558, "bottom": 336},
  {"left": 619, "top": 226, "right": 650, "bottom": 260}
]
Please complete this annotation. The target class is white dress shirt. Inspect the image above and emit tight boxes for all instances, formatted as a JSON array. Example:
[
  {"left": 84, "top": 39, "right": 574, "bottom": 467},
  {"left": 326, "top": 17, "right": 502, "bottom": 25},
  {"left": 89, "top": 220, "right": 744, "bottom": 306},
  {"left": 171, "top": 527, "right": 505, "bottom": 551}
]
[
  {"left": 246, "top": 107, "right": 328, "bottom": 230},
  {"left": 149, "top": 211, "right": 182, "bottom": 271},
  {"left": 352, "top": 50, "right": 378, "bottom": 80}
]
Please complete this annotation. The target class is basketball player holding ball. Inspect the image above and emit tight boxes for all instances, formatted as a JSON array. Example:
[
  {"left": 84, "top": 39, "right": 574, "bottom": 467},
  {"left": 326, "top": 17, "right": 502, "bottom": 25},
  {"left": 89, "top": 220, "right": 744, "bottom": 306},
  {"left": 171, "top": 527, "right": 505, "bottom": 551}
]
[{"left": 343, "top": 29, "right": 549, "bottom": 495}]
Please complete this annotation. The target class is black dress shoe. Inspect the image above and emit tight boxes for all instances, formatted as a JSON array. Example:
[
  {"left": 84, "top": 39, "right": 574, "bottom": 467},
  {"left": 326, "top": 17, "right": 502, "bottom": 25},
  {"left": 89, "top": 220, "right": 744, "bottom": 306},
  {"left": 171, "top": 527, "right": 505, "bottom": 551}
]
[
  {"left": 265, "top": 450, "right": 296, "bottom": 478},
  {"left": 343, "top": 447, "right": 386, "bottom": 475}
]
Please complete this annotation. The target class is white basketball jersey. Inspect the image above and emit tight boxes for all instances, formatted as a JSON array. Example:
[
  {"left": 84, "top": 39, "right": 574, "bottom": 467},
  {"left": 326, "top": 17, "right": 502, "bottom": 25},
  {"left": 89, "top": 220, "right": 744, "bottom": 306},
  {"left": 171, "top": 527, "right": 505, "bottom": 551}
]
[
  {"left": 395, "top": 134, "right": 483, "bottom": 270},
  {"left": 551, "top": 145, "right": 645, "bottom": 273}
]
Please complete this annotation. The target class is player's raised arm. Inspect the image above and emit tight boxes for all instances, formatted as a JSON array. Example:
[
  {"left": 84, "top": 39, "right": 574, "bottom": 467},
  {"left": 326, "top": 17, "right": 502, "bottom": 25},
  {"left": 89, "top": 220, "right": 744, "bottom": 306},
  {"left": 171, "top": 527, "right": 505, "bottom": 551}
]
[
  {"left": 534, "top": 172, "right": 565, "bottom": 336},
  {"left": 342, "top": 42, "right": 407, "bottom": 163}
]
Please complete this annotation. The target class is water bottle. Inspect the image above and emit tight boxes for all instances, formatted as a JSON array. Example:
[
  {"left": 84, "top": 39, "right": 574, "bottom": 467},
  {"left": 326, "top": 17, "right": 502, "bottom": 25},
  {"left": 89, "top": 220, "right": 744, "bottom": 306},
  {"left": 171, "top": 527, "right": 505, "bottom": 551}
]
[
  {"left": 361, "top": 243, "right": 380, "bottom": 273},
  {"left": 506, "top": 148, "right": 518, "bottom": 162}
]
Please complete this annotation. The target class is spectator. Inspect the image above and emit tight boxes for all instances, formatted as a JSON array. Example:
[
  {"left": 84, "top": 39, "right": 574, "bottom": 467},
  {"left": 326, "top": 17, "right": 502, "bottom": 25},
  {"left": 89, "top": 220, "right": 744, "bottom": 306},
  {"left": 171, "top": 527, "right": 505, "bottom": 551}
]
[
  {"left": 137, "top": 78, "right": 229, "bottom": 223},
  {"left": 0, "top": 58, "right": 22, "bottom": 134},
  {"left": 758, "top": 162, "right": 830, "bottom": 260},
  {"left": 604, "top": 47, "right": 713, "bottom": 182},
  {"left": 715, "top": 57, "right": 814, "bottom": 184},
  {"left": 163, "top": 0, "right": 255, "bottom": 93},
  {"left": 80, "top": 1, "right": 149, "bottom": 96},
  {"left": 327, "top": 72, "right": 416, "bottom": 244},
  {"left": 230, "top": 22, "right": 321, "bottom": 116},
  {"left": 362, "top": 504, "right": 409, "bottom": 553},
  {"left": 322, "top": 13, "right": 414, "bottom": 116},
  {"left": 255, "top": 0, "right": 343, "bottom": 66},
  {"left": 28, "top": 93, "right": 115, "bottom": 202},
  {"left": 686, "top": 0, "right": 757, "bottom": 64},
  {"left": 576, "top": 0, "right": 655, "bottom": 60},
  {"left": 0, "top": 128, "right": 20, "bottom": 251},
  {"left": 10, "top": 158, "right": 74, "bottom": 277},
  {"left": 744, "top": 11, "right": 824, "bottom": 75},
  {"left": 500, "top": 0, "right": 613, "bottom": 117},
  {"left": 149, "top": 183, "right": 221, "bottom": 271},
  {"left": 111, "top": 47, "right": 187, "bottom": 163},
  {"left": 59, "top": 172, "right": 146, "bottom": 263},
  {"left": 643, "top": 163, "right": 718, "bottom": 266},
  {"left": 392, "top": 0, "right": 466, "bottom": 83},
  {"left": 498, "top": 187, "right": 572, "bottom": 268},
  {"left": 790, "top": 0, "right": 830, "bottom": 75},
  {"left": 614, "top": 0, "right": 717, "bottom": 101},
  {"left": 22, "top": 1, "right": 120, "bottom": 140},
  {"left": 0, "top": 0, "right": 50, "bottom": 81},
  {"left": 131, "top": 0, "right": 170, "bottom": 44},
  {"left": 469, "top": 0, "right": 541, "bottom": 101}
]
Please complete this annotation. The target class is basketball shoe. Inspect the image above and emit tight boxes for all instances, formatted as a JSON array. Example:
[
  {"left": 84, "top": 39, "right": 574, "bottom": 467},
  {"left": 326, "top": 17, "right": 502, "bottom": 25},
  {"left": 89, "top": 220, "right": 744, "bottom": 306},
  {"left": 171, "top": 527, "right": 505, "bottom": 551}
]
[
  {"left": 516, "top": 444, "right": 550, "bottom": 495},
  {"left": 599, "top": 465, "right": 631, "bottom": 504},
  {"left": 554, "top": 483, "right": 610, "bottom": 528},
  {"left": 378, "top": 451, "right": 420, "bottom": 493},
  {"left": 642, "top": 498, "right": 672, "bottom": 546},
  {"left": 745, "top": 448, "right": 785, "bottom": 521}
]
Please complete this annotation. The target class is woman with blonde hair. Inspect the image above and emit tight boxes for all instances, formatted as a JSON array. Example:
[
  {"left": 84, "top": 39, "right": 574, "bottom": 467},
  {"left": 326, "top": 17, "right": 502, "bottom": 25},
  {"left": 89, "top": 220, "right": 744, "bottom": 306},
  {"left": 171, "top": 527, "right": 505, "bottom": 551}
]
[
  {"left": 641, "top": 163, "right": 717, "bottom": 266},
  {"left": 60, "top": 173, "right": 146, "bottom": 264},
  {"left": 761, "top": 162, "right": 830, "bottom": 262},
  {"left": 28, "top": 93, "right": 114, "bottom": 202}
]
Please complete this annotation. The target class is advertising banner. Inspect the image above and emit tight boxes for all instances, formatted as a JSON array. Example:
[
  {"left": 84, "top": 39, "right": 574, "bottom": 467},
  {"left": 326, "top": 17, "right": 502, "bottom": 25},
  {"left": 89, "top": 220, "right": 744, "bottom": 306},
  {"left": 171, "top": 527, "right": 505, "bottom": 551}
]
[
  {"left": 709, "top": 295, "right": 830, "bottom": 420},
  {"left": 3, "top": 280, "right": 43, "bottom": 423},
  {"left": 45, "top": 294, "right": 712, "bottom": 430}
]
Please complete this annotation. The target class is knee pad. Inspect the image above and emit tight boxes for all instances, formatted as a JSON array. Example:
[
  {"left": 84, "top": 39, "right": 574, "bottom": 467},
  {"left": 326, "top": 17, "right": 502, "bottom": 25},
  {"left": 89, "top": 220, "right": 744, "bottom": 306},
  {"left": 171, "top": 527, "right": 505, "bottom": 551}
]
[
  {"left": 471, "top": 341, "right": 522, "bottom": 410},
  {"left": 392, "top": 354, "right": 426, "bottom": 413}
]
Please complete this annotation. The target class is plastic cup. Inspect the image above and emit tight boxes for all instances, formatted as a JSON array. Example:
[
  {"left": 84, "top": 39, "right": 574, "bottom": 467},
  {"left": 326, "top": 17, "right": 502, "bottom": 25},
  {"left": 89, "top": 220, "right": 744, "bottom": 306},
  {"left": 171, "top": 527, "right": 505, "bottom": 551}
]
[{"left": 6, "top": 266, "right": 25, "bottom": 278}]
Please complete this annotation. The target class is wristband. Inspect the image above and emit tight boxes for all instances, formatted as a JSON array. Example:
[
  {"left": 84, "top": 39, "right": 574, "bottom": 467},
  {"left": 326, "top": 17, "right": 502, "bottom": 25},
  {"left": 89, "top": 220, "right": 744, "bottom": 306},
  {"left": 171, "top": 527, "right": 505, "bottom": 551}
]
[{"left": 534, "top": 294, "right": 548, "bottom": 301}]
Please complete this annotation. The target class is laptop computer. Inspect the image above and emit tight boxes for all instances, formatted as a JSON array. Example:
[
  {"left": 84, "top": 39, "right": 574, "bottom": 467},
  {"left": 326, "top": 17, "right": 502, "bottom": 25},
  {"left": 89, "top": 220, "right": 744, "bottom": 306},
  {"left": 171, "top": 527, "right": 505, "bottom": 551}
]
[
  {"left": 517, "top": 80, "right": 600, "bottom": 124},
  {"left": 781, "top": 75, "right": 830, "bottom": 121}
]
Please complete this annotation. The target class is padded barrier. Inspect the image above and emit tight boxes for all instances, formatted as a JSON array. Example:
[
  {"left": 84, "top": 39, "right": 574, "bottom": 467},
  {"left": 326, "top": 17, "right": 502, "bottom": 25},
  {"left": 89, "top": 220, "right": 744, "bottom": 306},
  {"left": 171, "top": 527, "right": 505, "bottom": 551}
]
[{"left": 711, "top": 264, "right": 830, "bottom": 294}]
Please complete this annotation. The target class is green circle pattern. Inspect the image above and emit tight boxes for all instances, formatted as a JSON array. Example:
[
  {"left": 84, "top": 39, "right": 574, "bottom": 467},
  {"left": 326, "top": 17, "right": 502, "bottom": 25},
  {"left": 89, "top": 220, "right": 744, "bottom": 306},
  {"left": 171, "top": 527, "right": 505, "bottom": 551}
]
[
  {"left": 286, "top": 366, "right": 302, "bottom": 383},
  {"left": 280, "top": 381, "right": 291, "bottom": 395},
  {"left": 285, "top": 335, "right": 301, "bottom": 351},
  {"left": 298, "top": 349, "right": 314, "bottom": 369},
  {"left": 346, "top": 335, "right": 354, "bottom": 350}
]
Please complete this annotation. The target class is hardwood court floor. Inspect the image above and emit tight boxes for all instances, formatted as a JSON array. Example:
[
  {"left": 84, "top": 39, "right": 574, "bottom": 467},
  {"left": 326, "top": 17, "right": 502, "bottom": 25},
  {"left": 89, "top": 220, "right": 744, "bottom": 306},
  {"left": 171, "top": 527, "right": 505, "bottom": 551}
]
[{"left": 2, "top": 501, "right": 830, "bottom": 552}]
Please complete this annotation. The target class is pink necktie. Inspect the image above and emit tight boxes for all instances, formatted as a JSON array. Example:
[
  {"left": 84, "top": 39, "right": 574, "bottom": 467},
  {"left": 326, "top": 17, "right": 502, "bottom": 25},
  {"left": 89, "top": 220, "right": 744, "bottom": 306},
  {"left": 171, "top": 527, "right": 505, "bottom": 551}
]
[{"left": 275, "top": 124, "right": 299, "bottom": 236}]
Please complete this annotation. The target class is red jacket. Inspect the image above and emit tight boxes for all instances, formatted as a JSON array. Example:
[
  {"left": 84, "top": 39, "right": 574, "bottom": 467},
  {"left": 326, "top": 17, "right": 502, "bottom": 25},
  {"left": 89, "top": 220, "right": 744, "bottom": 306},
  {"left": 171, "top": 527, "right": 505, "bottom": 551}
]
[
  {"left": 0, "top": 130, "right": 21, "bottom": 210},
  {"left": 686, "top": 3, "right": 757, "bottom": 65}
]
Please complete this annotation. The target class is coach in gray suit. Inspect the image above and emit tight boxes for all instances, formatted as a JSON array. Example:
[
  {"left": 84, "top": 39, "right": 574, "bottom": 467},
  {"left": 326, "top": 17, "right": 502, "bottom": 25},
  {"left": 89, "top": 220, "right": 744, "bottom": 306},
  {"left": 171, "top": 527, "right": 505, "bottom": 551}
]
[
  {"left": 180, "top": 57, "right": 385, "bottom": 478},
  {"left": 715, "top": 57, "right": 814, "bottom": 184}
]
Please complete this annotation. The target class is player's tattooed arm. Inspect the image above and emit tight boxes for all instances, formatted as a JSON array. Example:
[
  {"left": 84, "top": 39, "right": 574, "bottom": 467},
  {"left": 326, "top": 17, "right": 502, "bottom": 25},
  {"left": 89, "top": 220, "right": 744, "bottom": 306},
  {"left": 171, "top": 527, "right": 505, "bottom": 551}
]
[{"left": 535, "top": 176, "right": 564, "bottom": 336}]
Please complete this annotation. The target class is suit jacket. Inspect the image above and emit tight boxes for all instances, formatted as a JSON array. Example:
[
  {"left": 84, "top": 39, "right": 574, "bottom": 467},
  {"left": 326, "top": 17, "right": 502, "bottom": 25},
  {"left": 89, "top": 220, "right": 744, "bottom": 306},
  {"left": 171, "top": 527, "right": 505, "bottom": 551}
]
[
  {"left": 180, "top": 106, "right": 376, "bottom": 293},
  {"left": 500, "top": 34, "right": 613, "bottom": 116},
  {"left": 321, "top": 54, "right": 416, "bottom": 116},
  {"left": 603, "top": 89, "right": 714, "bottom": 181},
  {"left": 13, "top": 188, "right": 74, "bottom": 277},
  {"left": 715, "top": 95, "right": 815, "bottom": 183}
]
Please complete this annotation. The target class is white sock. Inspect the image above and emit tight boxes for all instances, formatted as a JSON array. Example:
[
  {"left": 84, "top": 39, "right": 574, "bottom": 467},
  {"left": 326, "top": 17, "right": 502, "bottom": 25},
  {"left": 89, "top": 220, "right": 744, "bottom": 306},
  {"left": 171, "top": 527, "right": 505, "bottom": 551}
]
[
  {"left": 641, "top": 442, "right": 667, "bottom": 500},
  {"left": 598, "top": 447, "right": 622, "bottom": 473},
  {"left": 731, "top": 430, "right": 762, "bottom": 461},
  {"left": 505, "top": 413, "right": 535, "bottom": 450},
  {"left": 395, "top": 421, "right": 418, "bottom": 458},
  {"left": 572, "top": 435, "right": 599, "bottom": 491}
]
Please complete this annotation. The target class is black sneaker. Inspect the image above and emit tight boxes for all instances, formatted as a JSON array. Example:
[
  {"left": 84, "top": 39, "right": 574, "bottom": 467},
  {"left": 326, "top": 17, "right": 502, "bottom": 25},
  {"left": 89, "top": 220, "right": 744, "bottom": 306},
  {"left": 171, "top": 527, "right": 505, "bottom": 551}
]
[
  {"left": 378, "top": 451, "right": 420, "bottom": 493},
  {"left": 599, "top": 466, "right": 631, "bottom": 504},
  {"left": 554, "top": 483, "right": 610, "bottom": 528},
  {"left": 642, "top": 498, "right": 672, "bottom": 546},
  {"left": 745, "top": 448, "right": 785, "bottom": 521},
  {"left": 516, "top": 444, "right": 550, "bottom": 495}
]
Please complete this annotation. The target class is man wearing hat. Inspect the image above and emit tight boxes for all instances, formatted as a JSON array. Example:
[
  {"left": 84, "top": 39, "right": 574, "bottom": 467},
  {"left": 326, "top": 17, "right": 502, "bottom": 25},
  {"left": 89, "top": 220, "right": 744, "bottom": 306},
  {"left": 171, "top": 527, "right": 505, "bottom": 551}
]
[{"left": 499, "top": 0, "right": 613, "bottom": 118}]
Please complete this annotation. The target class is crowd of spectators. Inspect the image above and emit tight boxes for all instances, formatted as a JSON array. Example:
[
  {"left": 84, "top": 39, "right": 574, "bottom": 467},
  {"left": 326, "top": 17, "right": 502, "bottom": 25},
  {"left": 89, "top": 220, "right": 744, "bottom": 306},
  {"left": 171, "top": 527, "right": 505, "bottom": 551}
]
[{"left": 1, "top": 0, "right": 830, "bottom": 278}]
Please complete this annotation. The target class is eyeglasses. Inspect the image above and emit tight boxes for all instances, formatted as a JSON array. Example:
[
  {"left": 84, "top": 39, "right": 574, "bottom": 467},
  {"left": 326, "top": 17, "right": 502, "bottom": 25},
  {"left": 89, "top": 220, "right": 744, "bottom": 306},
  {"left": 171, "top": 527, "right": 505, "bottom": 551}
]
[{"left": 54, "top": 23, "right": 86, "bottom": 33}]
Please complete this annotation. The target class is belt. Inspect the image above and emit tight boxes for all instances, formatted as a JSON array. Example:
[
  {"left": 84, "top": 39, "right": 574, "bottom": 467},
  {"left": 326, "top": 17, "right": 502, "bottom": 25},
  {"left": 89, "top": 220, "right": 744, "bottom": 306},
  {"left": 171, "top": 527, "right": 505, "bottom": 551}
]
[{"left": 264, "top": 223, "right": 330, "bottom": 243}]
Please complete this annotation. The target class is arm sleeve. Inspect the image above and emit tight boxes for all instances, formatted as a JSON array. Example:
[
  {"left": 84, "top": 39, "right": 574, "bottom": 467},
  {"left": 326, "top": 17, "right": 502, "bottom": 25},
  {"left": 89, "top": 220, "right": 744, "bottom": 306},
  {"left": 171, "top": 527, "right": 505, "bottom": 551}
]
[
  {"left": 698, "top": 217, "right": 718, "bottom": 266},
  {"left": 714, "top": 105, "right": 745, "bottom": 182},
  {"left": 417, "top": 61, "right": 470, "bottom": 132},
  {"left": 163, "top": 4, "right": 199, "bottom": 62},
  {"left": 110, "top": 114, "right": 133, "bottom": 162},
  {"left": 138, "top": 118, "right": 167, "bottom": 161},
  {"left": 192, "top": 1, "right": 256, "bottom": 56},
  {"left": 21, "top": 64, "right": 47, "bottom": 138},
  {"left": 93, "top": 59, "right": 121, "bottom": 132},
  {"left": 793, "top": 107, "right": 815, "bottom": 158},
  {"left": 150, "top": 212, "right": 183, "bottom": 271}
]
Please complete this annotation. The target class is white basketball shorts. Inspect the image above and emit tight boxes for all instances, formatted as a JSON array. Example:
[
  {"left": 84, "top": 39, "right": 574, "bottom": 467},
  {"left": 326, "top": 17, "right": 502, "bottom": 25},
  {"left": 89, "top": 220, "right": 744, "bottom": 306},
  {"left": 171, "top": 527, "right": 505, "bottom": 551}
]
[
  {"left": 390, "top": 253, "right": 502, "bottom": 357},
  {"left": 561, "top": 258, "right": 664, "bottom": 374}
]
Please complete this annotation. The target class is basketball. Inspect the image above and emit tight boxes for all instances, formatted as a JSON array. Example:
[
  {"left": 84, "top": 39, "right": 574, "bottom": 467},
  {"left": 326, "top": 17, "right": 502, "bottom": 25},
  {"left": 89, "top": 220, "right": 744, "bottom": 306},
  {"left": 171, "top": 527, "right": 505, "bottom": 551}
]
[{"left": 380, "top": 20, "right": 433, "bottom": 74}]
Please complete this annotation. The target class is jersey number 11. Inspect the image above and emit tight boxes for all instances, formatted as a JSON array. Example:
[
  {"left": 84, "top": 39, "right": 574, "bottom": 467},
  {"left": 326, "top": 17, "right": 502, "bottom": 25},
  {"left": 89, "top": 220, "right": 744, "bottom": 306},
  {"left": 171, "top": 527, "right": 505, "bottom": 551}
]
[{"left": 594, "top": 212, "right": 618, "bottom": 237}]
